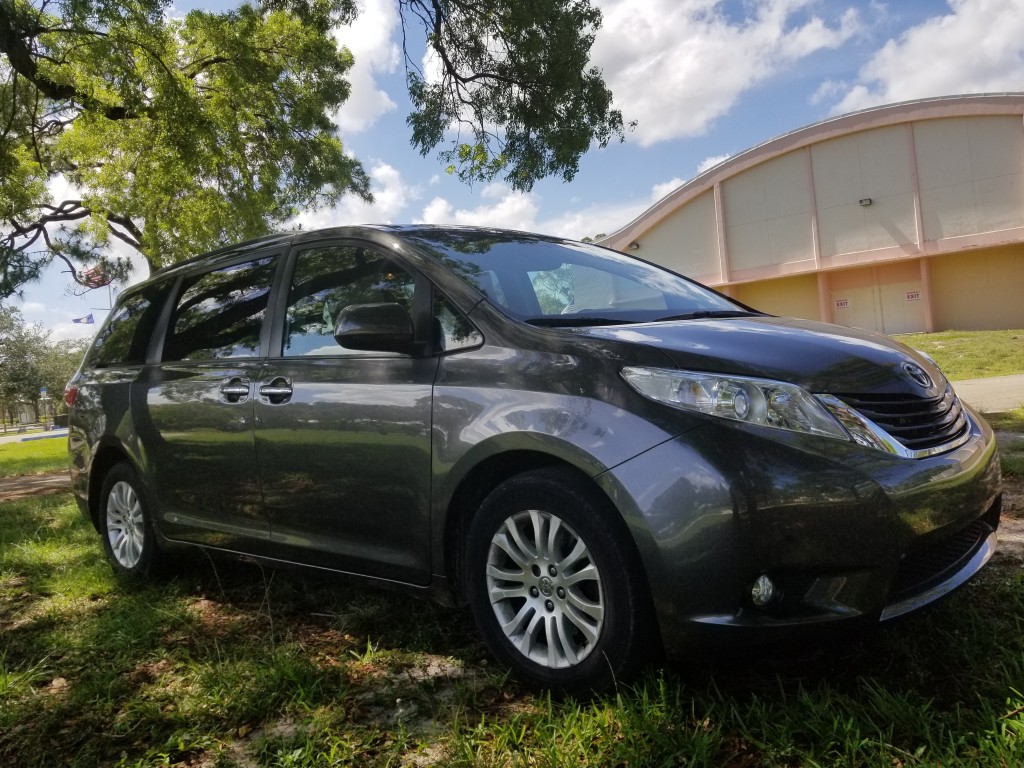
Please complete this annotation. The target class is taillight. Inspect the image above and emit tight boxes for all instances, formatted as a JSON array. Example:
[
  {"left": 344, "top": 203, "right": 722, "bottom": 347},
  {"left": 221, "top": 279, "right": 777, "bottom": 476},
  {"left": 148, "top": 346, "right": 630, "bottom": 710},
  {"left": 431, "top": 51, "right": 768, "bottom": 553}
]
[{"left": 64, "top": 385, "right": 78, "bottom": 408}]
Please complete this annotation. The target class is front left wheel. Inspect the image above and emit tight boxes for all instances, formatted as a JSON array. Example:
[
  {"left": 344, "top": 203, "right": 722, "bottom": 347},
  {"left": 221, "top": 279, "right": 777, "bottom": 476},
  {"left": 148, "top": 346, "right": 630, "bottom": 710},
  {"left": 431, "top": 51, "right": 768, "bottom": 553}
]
[
  {"left": 98, "top": 462, "right": 164, "bottom": 577},
  {"left": 465, "top": 468, "right": 654, "bottom": 694}
]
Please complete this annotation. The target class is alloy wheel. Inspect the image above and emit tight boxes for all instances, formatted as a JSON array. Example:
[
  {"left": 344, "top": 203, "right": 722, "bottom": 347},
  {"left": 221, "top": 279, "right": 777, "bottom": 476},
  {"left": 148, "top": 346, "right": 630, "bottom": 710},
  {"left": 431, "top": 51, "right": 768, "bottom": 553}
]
[
  {"left": 485, "top": 509, "right": 605, "bottom": 669},
  {"left": 105, "top": 480, "right": 145, "bottom": 569}
]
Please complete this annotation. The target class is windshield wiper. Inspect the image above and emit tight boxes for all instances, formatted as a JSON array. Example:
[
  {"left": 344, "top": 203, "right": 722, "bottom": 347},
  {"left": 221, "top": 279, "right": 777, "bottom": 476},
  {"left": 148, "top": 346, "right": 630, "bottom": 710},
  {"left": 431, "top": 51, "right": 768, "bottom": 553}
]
[
  {"left": 525, "top": 316, "right": 636, "bottom": 328},
  {"left": 655, "top": 310, "right": 759, "bottom": 321}
]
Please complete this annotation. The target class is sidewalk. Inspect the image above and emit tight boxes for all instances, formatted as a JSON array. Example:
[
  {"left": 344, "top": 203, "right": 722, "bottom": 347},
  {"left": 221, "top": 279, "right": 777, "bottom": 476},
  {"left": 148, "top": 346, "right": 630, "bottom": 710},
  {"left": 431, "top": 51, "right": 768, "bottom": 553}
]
[
  {"left": 954, "top": 374, "right": 1024, "bottom": 414},
  {"left": 0, "top": 428, "right": 69, "bottom": 446}
]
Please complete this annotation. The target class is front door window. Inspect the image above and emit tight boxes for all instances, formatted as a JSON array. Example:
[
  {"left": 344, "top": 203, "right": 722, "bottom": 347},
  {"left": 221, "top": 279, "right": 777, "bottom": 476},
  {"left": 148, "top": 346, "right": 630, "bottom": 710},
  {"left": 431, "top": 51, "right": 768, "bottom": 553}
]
[{"left": 283, "top": 246, "right": 415, "bottom": 357}]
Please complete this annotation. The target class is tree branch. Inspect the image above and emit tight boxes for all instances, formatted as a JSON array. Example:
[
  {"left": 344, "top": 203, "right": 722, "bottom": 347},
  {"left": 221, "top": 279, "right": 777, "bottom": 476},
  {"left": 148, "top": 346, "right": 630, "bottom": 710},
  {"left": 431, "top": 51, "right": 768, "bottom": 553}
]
[
  {"left": 105, "top": 213, "right": 143, "bottom": 250},
  {"left": 0, "top": 9, "right": 139, "bottom": 120}
]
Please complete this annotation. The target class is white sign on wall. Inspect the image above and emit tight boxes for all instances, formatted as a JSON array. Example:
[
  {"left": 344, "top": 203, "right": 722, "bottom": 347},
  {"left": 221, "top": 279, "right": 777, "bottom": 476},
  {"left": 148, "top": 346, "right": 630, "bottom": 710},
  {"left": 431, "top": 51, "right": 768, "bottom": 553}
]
[
  {"left": 906, "top": 290, "right": 921, "bottom": 302},
  {"left": 834, "top": 298, "right": 850, "bottom": 309}
]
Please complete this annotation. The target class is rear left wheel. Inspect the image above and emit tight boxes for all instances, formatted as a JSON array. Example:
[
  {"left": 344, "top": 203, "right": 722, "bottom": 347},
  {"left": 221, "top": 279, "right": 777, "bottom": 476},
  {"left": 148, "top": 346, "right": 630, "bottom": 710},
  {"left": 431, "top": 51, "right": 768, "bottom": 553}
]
[{"left": 98, "top": 462, "right": 164, "bottom": 577}]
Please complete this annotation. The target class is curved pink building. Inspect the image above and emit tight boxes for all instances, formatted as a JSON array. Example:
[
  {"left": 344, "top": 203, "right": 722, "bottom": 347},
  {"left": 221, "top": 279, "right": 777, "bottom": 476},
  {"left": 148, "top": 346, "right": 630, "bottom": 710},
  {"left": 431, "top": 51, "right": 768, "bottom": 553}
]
[{"left": 601, "top": 93, "right": 1024, "bottom": 334}]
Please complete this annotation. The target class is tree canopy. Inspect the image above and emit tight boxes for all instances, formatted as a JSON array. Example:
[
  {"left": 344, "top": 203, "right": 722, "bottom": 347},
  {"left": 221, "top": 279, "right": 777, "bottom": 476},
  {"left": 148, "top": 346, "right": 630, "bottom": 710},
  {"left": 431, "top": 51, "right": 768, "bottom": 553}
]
[
  {"left": 0, "top": 305, "right": 84, "bottom": 425},
  {"left": 0, "top": 0, "right": 623, "bottom": 300}
]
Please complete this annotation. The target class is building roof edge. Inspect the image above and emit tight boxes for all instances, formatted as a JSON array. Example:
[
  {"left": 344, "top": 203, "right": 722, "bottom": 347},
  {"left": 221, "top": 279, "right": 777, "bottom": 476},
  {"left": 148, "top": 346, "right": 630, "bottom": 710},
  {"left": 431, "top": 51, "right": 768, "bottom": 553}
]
[{"left": 600, "top": 92, "right": 1024, "bottom": 250}]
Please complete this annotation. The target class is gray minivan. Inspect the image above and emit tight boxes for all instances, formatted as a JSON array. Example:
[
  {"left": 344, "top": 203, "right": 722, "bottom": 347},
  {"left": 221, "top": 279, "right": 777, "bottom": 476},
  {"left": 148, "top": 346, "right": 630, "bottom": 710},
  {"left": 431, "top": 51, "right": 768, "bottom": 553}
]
[{"left": 66, "top": 225, "right": 1002, "bottom": 693}]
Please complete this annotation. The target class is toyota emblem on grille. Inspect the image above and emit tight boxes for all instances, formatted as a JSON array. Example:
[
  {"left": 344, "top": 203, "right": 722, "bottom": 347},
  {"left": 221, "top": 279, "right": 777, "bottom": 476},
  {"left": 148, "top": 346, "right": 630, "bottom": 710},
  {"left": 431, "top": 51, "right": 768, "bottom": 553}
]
[{"left": 902, "top": 362, "right": 932, "bottom": 389}]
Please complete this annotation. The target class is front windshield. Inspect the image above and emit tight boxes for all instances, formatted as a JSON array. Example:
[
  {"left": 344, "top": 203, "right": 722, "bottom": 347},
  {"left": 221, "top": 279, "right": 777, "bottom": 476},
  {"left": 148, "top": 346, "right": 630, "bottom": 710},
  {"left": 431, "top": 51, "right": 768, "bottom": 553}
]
[{"left": 404, "top": 229, "right": 752, "bottom": 326}]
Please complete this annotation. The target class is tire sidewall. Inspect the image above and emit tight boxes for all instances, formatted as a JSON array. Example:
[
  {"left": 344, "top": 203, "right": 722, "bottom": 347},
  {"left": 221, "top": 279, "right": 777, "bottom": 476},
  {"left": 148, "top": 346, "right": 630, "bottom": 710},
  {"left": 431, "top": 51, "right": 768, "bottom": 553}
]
[
  {"left": 98, "top": 462, "right": 160, "bottom": 578},
  {"left": 466, "top": 468, "right": 644, "bottom": 694}
]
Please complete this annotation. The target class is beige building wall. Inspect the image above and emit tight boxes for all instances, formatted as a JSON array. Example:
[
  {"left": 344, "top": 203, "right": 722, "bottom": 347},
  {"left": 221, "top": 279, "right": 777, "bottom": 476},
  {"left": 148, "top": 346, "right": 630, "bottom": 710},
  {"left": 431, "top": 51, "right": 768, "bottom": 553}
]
[
  {"left": 812, "top": 125, "right": 918, "bottom": 260},
  {"left": 915, "top": 116, "right": 1024, "bottom": 240},
  {"left": 639, "top": 190, "right": 720, "bottom": 282},
  {"left": 930, "top": 246, "right": 1024, "bottom": 330},
  {"left": 603, "top": 95, "right": 1024, "bottom": 336},
  {"left": 731, "top": 274, "right": 820, "bottom": 319},
  {"left": 723, "top": 151, "right": 815, "bottom": 274}
]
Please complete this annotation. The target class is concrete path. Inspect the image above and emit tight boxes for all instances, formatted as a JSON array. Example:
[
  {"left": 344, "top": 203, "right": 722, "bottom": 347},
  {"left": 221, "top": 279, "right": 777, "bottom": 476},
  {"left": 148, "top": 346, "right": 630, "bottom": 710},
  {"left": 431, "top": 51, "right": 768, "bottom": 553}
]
[
  {"left": 954, "top": 374, "right": 1024, "bottom": 414},
  {"left": 0, "top": 428, "right": 68, "bottom": 446}
]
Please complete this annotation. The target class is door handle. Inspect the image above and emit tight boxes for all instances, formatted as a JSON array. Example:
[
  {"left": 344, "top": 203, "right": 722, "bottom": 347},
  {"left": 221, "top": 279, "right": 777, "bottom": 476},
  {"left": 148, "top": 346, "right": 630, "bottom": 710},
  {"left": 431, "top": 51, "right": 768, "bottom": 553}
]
[
  {"left": 220, "top": 377, "right": 250, "bottom": 403},
  {"left": 259, "top": 377, "right": 293, "bottom": 404}
]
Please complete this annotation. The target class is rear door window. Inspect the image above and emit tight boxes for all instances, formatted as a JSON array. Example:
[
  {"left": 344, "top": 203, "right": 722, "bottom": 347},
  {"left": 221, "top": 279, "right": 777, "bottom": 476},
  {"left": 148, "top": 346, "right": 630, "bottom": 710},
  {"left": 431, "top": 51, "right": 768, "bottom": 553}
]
[{"left": 163, "top": 256, "right": 278, "bottom": 361}]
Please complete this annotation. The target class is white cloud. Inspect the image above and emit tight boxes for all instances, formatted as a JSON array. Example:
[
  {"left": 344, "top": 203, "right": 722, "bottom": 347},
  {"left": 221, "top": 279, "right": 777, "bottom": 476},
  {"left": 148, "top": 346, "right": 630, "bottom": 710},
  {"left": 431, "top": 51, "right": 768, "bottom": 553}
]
[
  {"left": 50, "top": 319, "right": 102, "bottom": 341},
  {"left": 650, "top": 177, "right": 686, "bottom": 202},
  {"left": 696, "top": 153, "right": 731, "bottom": 175},
  {"left": 811, "top": 78, "right": 846, "bottom": 105},
  {"left": 415, "top": 186, "right": 540, "bottom": 230},
  {"left": 480, "top": 183, "right": 511, "bottom": 201},
  {"left": 415, "top": 178, "right": 679, "bottom": 240},
  {"left": 592, "top": 0, "right": 861, "bottom": 146},
  {"left": 333, "top": 0, "right": 401, "bottom": 133},
  {"left": 539, "top": 200, "right": 652, "bottom": 241},
  {"left": 297, "top": 162, "right": 417, "bottom": 228},
  {"left": 832, "top": 0, "right": 1024, "bottom": 114}
]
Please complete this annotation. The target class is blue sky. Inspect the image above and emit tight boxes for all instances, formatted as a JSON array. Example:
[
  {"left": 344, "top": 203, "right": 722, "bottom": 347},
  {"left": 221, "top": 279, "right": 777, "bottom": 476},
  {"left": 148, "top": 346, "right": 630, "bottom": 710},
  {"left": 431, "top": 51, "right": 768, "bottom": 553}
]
[{"left": 13, "top": 0, "right": 1024, "bottom": 339}]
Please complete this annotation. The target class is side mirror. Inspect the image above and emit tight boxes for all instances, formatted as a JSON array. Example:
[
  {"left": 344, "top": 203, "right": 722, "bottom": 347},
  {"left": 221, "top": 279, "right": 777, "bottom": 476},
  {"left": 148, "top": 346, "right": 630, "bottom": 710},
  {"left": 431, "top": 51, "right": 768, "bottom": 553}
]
[{"left": 333, "top": 302, "right": 414, "bottom": 354}]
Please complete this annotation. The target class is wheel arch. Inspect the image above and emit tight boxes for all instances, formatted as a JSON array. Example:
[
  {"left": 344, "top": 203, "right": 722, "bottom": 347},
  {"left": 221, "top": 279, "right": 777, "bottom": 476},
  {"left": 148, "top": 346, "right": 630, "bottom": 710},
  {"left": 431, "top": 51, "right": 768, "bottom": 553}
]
[
  {"left": 87, "top": 445, "right": 136, "bottom": 529},
  {"left": 441, "top": 451, "right": 657, "bottom": 633}
]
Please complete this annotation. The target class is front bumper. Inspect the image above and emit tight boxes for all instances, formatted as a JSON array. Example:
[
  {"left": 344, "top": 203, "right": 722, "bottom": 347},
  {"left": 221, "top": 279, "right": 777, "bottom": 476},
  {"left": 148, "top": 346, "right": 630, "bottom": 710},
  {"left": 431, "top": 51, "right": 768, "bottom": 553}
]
[{"left": 599, "top": 408, "right": 1002, "bottom": 660}]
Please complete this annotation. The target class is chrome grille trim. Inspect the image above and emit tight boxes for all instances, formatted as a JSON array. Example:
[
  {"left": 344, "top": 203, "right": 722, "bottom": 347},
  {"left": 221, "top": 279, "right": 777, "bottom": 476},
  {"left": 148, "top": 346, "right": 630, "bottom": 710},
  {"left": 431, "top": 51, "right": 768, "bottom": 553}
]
[
  {"left": 817, "top": 391, "right": 973, "bottom": 459},
  {"left": 832, "top": 386, "right": 968, "bottom": 450}
]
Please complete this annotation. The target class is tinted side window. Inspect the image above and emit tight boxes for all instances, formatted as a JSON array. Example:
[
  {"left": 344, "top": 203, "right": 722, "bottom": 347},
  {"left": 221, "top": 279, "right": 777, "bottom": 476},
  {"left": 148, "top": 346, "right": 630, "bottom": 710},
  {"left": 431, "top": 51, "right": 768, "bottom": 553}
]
[
  {"left": 89, "top": 284, "right": 166, "bottom": 367},
  {"left": 283, "top": 245, "right": 415, "bottom": 357},
  {"left": 164, "top": 256, "right": 277, "bottom": 361}
]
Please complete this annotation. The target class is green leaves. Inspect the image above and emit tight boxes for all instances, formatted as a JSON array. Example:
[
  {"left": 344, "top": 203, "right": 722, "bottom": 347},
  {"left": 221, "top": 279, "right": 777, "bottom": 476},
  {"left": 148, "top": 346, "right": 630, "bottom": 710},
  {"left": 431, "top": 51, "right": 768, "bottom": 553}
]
[
  {"left": 53, "top": 2, "right": 371, "bottom": 269},
  {"left": 403, "top": 0, "right": 625, "bottom": 191},
  {"left": 1, "top": 0, "right": 625, "bottom": 300},
  {"left": 0, "top": 306, "right": 48, "bottom": 419},
  {"left": 0, "top": 0, "right": 369, "bottom": 292}
]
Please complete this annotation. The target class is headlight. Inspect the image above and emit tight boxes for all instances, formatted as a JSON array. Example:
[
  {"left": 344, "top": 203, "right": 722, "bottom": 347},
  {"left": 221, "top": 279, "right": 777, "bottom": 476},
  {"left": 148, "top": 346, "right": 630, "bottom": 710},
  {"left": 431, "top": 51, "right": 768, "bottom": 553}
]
[{"left": 620, "top": 367, "right": 850, "bottom": 440}]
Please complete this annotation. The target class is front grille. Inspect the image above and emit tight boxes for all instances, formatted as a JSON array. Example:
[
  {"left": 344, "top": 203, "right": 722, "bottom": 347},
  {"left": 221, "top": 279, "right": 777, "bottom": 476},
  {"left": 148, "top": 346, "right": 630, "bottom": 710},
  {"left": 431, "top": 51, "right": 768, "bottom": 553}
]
[
  {"left": 835, "top": 386, "right": 969, "bottom": 452},
  {"left": 888, "top": 519, "right": 990, "bottom": 601}
]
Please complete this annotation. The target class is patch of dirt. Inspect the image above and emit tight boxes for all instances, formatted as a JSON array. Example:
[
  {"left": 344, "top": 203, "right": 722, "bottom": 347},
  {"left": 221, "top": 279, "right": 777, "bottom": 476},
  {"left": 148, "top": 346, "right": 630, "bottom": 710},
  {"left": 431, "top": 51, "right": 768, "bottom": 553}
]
[
  {"left": 0, "top": 472, "right": 71, "bottom": 503},
  {"left": 996, "top": 473, "right": 1024, "bottom": 561}
]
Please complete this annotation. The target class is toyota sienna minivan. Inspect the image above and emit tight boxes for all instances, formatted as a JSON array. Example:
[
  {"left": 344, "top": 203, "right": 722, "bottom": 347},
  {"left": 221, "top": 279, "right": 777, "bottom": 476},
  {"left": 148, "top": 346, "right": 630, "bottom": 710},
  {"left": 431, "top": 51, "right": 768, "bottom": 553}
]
[{"left": 66, "top": 225, "right": 1002, "bottom": 693}]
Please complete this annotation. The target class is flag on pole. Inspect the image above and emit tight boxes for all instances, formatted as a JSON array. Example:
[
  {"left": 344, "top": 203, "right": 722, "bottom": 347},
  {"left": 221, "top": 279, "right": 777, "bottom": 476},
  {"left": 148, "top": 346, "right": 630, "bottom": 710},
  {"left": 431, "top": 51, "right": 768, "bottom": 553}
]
[
  {"left": 72, "top": 314, "right": 94, "bottom": 324},
  {"left": 78, "top": 265, "right": 111, "bottom": 289}
]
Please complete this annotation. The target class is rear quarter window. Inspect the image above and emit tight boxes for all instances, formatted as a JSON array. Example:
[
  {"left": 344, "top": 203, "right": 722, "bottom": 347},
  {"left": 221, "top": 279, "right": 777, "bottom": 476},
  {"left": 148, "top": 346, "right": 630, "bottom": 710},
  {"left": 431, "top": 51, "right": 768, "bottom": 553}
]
[{"left": 87, "top": 284, "right": 167, "bottom": 368}]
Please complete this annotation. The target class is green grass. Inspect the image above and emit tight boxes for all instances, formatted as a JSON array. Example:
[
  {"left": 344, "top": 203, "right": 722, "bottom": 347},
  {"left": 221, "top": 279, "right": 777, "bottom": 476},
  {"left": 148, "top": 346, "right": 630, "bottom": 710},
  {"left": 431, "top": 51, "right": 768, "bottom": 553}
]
[
  {"left": 986, "top": 408, "right": 1024, "bottom": 478},
  {"left": 2, "top": 493, "right": 1023, "bottom": 767},
  {"left": 0, "top": 437, "right": 68, "bottom": 478},
  {"left": 899, "top": 329, "right": 1024, "bottom": 380}
]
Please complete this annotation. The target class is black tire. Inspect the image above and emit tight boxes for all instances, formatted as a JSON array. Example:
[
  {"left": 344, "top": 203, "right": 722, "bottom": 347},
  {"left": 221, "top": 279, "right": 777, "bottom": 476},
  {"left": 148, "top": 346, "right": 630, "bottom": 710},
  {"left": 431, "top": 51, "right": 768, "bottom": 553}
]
[
  {"left": 97, "top": 462, "right": 164, "bottom": 578},
  {"left": 465, "top": 467, "right": 653, "bottom": 695}
]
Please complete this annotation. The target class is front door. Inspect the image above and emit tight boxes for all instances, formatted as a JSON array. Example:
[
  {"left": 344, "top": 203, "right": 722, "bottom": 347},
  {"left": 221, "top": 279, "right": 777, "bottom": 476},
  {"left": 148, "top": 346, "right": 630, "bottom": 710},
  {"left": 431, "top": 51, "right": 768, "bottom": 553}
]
[{"left": 253, "top": 242, "right": 437, "bottom": 584}]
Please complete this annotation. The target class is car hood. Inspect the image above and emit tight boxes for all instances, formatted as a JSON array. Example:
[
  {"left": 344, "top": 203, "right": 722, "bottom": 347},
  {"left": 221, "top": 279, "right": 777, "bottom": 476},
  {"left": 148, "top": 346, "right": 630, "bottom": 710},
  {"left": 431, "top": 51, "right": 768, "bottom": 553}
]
[{"left": 577, "top": 315, "right": 947, "bottom": 397}]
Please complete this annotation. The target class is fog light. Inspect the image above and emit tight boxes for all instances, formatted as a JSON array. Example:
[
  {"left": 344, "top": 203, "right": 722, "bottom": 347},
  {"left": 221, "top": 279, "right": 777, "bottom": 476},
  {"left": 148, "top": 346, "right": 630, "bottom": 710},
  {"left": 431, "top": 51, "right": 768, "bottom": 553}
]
[{"left": 751, "top": 574, "right": 779, "bottom": 607}]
